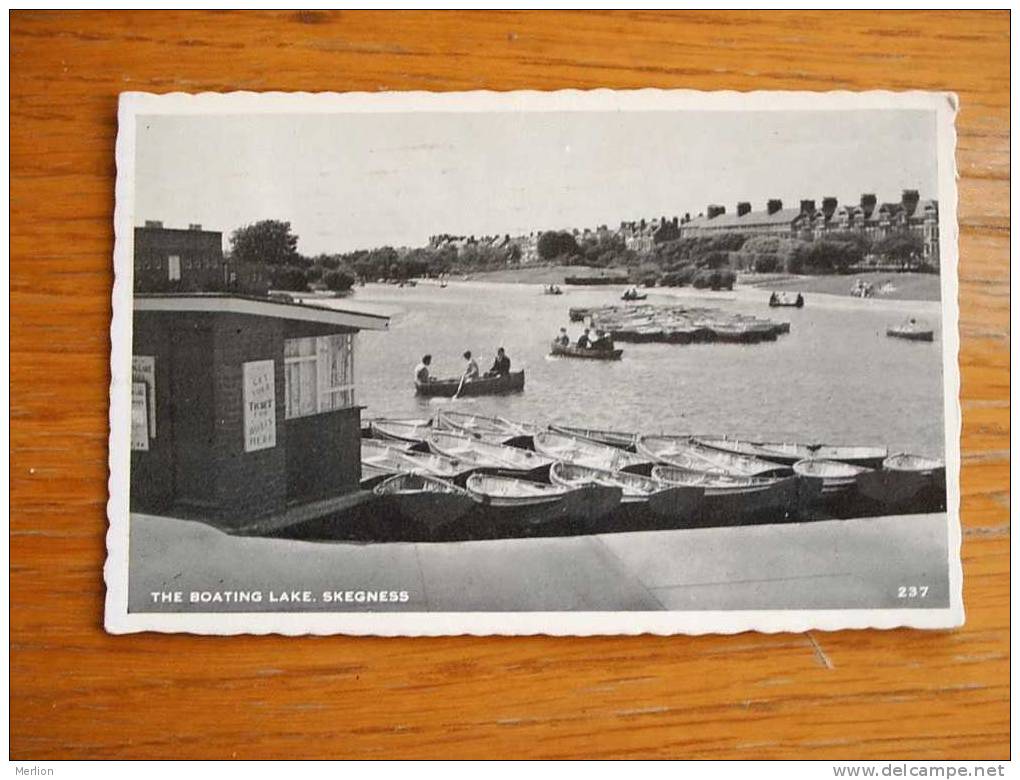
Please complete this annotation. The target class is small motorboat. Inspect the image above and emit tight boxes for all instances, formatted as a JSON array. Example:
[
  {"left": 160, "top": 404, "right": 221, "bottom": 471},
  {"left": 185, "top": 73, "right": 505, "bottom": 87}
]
[
  {"left": 792, "top": 458, "right": 871, "bottom": 496},
  {"left": 694, "top": 436, "right": 888, "bottom": 469},
  {"left": 548, "top": 424, "right": 639, "bottom": 451},
  {"left": 373, "top": 473, "right": 478, "bottom": 533},
  {"left": 621, "top": 292, "right": 648, "bottom": 302},
  {"left": 769, "top": 291, "right": 804, "bottom": 308},
  {"left": 549, "top": 342, "right": 623, "bottom": 360},
  {"left": 637, "top": 435, "right": 791, "bottom": 477},
  {"left": 887, "top": 324, "right": 934, "bottom": 342},
  {"left": 533, "top": 431, "right": 652, "bottom": 474},
  {"left": 543, "top": 285, "right": 563, "bottom": 295},
  {"left": 415, "top": 370, "right": 525, "bottom": 398},
  {"left": 428, "top": 430, "right": 553, "bottom": 477},
  {"left": 550, "top": 461, "right": 702, "bottom": 521},
  {"left": 465, "top": 473, "right": 621, "bottom": 527}
]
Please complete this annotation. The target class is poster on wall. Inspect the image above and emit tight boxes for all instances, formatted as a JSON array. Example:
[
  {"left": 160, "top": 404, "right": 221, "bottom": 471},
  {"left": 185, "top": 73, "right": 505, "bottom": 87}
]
[
  {"left": 243, "top": 359, "right": 276, "bottom": 453},
  {"left": 131, "top": 355, "right": 156, "bottom": 437},
  {"left": 130, "top": 382, "right": 149, "bottom": 452}
]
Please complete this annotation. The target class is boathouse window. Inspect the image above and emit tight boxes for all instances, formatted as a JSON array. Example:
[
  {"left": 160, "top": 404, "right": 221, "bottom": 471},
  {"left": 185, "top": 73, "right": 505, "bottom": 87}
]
[{"left": 284, "top": 334, "right": 355, "bottom": 419}]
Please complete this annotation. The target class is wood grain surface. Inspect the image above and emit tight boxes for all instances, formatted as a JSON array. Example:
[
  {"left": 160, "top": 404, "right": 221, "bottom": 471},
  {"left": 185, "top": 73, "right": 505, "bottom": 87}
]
[{"left": 10, "top": 10, "right": 1009, "bottom": 760}]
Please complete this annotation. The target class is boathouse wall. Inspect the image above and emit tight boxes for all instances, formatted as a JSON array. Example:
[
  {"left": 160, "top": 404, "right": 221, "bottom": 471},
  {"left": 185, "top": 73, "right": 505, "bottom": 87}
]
[{"left": 130, "top": 304, "right": 365, "bottom": 529}]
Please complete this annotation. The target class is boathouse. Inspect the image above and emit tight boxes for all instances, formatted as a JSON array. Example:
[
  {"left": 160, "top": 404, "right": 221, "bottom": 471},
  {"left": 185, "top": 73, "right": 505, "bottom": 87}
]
[{"left": 129, "top": 293, "right": 389, "bottom": 529}]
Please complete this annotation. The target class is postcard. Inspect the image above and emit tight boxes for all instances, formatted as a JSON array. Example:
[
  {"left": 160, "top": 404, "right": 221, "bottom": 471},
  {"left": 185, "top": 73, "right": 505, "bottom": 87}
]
[{"left": 106, "top": 89, "right": 962, "bottom": 634}]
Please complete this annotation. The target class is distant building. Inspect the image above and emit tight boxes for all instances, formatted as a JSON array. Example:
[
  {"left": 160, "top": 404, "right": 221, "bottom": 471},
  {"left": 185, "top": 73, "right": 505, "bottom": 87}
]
[
  {"left": 681, "top": 191, "right": 940, "bottom": 264},
  {"left": 134, "top": 221, "right": 269, "bottom": 296}
]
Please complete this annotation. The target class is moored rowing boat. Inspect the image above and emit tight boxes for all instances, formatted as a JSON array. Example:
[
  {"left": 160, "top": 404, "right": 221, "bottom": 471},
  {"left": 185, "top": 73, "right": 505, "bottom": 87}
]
[
  {"left": 651, "top": 464, "right": 801, "bottom": 522},
  {"left": 370, "top": 419, "right": 433, "bottom": 448},
  {"left": 792, "top": 458, "right": 871, "bottom": 495},
  {"left": 362, "top": 439, "right": 477, "bottom": 483},
  {"left": 637, "top": 435, "right": 790, "bottom": 477},
  {"left": 428, "top": 430, "right": 553, "bottom": 476},
  {"left": 465, "top": 473, "right": 621, "bottom": 527},
  {"left": 550, "top": 461, "right": 702, "bottom": 521},
  {"left": 694, "top": 435, "right": 888, "bottom": 468},
  {"left": 534, "top": 430, "right": 652, "bottom": 473},
  {"left": 373, "top": 473, "right": 478, "bottom": 532},
  {"left": 548, "top": 424, "right": 639, "bottom": 451},
  {"left": 434, "top": 410, "right": 540, "bottom": 445}
]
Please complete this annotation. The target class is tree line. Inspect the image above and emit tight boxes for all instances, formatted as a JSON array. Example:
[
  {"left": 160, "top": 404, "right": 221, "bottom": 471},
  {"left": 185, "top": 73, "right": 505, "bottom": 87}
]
[{"left": 229, "top": 219, "right": 930, "bottom": 292}]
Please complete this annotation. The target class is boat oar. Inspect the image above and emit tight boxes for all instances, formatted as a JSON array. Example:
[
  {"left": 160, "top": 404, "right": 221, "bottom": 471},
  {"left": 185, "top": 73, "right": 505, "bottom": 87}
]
[{"left": 452, "top": 373, "right": 467, "bottom": 401}]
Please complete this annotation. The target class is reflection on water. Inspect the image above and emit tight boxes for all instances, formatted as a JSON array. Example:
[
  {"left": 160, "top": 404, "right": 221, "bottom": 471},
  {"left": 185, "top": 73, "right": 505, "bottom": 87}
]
[{"left": 343, "top": 282, "right": 945, "bottom": 457}]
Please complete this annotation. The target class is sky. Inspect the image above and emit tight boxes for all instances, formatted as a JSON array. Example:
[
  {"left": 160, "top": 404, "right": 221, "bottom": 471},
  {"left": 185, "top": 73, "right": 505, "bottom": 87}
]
[{"left": 134, "top": 109, "right": 939, "bottom": 255}]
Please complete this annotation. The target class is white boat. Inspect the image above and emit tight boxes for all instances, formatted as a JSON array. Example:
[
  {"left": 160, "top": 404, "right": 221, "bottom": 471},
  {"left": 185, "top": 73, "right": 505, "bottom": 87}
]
[
  {"left": 428, "top": 430, "right": 553, "bottom": 475},
  {"left": 533, "top": 430, "right": 652, "bottom": 473},
  {"left": 638, "top": 435, "right": 789, "bottom": 477},
  {"left": 792, "top": 458, "right": 871, "bottom": 495},
  {"left": 550, "top": 461, "right": 701, "bottom": 520},
  {"left": 373, "top": 473, "right": 478, "bottom": 532}
]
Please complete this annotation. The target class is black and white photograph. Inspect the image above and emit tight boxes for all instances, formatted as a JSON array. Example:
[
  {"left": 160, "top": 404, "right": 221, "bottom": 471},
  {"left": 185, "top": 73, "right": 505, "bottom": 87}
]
[{"left": 105, "top": 89, "right": 962, "bottom": 635}]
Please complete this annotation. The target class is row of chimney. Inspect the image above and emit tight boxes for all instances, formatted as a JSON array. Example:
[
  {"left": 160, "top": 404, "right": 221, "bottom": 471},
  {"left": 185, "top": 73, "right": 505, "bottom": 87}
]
[
  {"left": 143, "top": 220, "right": 205, "bottom": 231},
  {"left": 705, "top": 190, "right": 923, "bottom": 221}
]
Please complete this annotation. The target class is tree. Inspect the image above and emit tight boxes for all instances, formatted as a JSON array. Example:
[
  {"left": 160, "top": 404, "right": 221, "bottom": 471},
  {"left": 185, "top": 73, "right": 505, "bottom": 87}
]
[
  {"left": 537, "top": 231, "right": 579, "bottom": 261},
  {"left": 229, "top": 220, "right": 300, "bottom": 266},
  {"left": 323, "top": 268, "right": 356, "bottom": 292},
  {"left": 873, "top": 231, "right": 923, "bottom": 263}
]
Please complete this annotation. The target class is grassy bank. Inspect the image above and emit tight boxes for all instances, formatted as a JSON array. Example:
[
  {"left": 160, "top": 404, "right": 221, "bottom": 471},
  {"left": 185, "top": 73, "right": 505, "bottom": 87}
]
[{"left": 741, "top": 271, "right": 942, "bottom": 302}]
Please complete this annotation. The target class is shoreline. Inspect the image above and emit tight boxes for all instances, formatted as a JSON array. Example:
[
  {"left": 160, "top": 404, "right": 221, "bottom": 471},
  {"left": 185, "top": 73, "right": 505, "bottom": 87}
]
[{"left": 441, "top": 265, "right": 942, "bottom": 307}]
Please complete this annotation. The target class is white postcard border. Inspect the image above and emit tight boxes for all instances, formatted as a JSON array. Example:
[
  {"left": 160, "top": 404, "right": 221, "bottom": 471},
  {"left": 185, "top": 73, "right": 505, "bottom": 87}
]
[{"left": 105, "top": 88, "right": 963, "bottom": 635}]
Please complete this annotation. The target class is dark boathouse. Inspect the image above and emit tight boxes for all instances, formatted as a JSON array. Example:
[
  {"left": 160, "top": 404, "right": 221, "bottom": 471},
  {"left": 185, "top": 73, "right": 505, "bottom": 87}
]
[{"left": 130, "top": 293, "right": 389, "bottom": 529}]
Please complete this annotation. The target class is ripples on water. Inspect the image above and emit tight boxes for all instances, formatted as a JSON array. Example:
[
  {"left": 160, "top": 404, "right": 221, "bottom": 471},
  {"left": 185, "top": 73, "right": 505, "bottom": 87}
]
[{"left": 345, "top": 282, "right": 946, "bottom": 457}]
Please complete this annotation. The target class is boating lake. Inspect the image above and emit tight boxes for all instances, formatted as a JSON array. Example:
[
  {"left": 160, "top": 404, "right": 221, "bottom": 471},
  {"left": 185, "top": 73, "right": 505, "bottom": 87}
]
[{"left": 329, "top": 281, "right": 947, "bottom": 458}]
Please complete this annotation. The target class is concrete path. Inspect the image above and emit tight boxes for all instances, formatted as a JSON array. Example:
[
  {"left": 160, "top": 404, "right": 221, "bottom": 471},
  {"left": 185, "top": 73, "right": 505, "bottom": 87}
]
[{"left": 128, "top": 512, "right": 949, "bottom": 613}]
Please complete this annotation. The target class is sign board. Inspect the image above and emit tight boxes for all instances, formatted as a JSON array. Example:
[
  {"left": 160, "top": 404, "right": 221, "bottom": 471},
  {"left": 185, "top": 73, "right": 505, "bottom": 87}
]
[
  {"left": 131, "top": 355, "right": 156, "bottom": 437},
  {"left": 130, "top": 382, "right": 149, "bottom": 451},
  {"left": 243, "top": 359, "right": 277, "bottom": 453}
]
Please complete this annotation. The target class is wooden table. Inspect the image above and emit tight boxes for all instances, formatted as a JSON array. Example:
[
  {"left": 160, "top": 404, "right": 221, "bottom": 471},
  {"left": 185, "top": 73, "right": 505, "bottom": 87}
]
[{"left": 10, "top": 11, "right": 1009, "bottom": 759}]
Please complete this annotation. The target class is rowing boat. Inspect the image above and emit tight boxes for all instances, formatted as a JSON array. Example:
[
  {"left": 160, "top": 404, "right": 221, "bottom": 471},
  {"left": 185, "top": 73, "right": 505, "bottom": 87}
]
[
  {"left": 415, "top": 370, "right": 526, "bottom": 398},
  {"left": 533, "top": 430, "right": 652, "bottom": 473},
  {"left": 549, "top": 342, "right": 623, "bottom": 360},
  {"left": 637, "top": 435, "right": 790, "bottom": 477},
  {"left": 428, "top": 430, "right": 553, "bottom": 476},
  {"left": 369, "top": 419, "right": 433, "bottom": 448},
  {"left": 694, "top": 436, "right": 888, "bottom": 468},
  {"left": 792, "top": 458, "right": 871, "bottom": 495},
  {"left": 361, "top": 439, "right": 477, "bottom": 483},
  {"left": 887, "top": 325, "right": 934, "bottom": 342},
  {"left": 857, "top": 453, "right": 946, "bottom": 509},
  {"left": 651, "top": 465, "right": 801, "bottom": 522},
  {"left": 465, "top": 473, "right": 621, "bottom": 527},
  {"left": 547, "top": 424, "right": 638, "bottom": 451},
  {"left": 434, "top": 410, "right": 540, "bottom": 444},
  {"left": 550, "top": 461, "right": 702, "bottom": 521},
  {"left": 359, "top": 462, "right": 393, "bottom": 489},
  {"left": 373, "top": 473, "right": 478, "bottom": 533}
]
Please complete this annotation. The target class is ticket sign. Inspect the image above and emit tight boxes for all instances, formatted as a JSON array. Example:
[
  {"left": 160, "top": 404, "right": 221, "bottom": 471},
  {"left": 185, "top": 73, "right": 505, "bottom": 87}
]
[
  {"left": 132, "top": 355, "right": 156, "bottom": 437},
  {"left": 243, "top": 360, "right": 277, "bottom": 453},
  {"left": 130, "top": 382, "right": 150, "bottom": 451}
]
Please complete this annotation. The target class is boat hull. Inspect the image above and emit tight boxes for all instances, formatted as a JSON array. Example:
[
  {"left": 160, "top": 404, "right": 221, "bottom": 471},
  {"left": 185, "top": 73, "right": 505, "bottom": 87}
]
[
  {"left": 887, "top": 328, "right": 934, "bottom": 342},
  {"left": 549, "top": 343, "right": 623, "bottom": 360},
  {"left": 415, "top": 370, "right": 525, "bottom": 398}
]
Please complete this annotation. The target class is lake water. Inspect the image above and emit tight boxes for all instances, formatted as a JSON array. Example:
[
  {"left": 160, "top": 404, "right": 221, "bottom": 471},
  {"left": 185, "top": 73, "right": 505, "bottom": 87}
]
[{"left": 338, "top": 281, "right": 946, "bottom": 457}]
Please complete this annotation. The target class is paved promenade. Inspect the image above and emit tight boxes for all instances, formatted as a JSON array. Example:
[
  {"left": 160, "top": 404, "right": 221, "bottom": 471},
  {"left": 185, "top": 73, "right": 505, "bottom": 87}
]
[{"left": 127, "top": 511, "right": 950, "bottom": 613}]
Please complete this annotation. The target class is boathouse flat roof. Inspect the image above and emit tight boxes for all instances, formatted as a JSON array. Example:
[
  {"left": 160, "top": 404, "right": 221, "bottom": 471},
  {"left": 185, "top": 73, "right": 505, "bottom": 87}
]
[{"left": 134, "top": 293, "right": 390, "bottom": 331}]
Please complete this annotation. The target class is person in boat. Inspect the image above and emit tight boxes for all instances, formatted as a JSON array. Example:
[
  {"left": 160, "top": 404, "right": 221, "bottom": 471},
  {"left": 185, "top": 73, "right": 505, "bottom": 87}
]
[
  {"left": 769, "top": 291, "right": 778, "bottom": 305},
  {"left": 590, "top": 329, "right": 614, "bottom": 352},
  {"left": 414, "top": 354, "right": 432, "bottom": 385},
  {"left": 555, "top": 327, "right": 570, "bottom": 347},
  {"left": 461, "top": 350, "right": 480, "bottom": 382},
  {"left": 485, "top": 347, "right": 511, "bottom": 378},
  {"left": 795, "top": 292, "right": 804, "bottom": 306},
  {"left": 576, "top": 328, "right": 592, "bottom": 349}
]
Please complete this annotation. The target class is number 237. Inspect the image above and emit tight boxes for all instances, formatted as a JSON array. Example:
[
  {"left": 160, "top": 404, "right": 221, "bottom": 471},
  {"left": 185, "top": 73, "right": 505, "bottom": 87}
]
[{"left": 898, "top": 585, "right": 929, "bottom": 598}]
